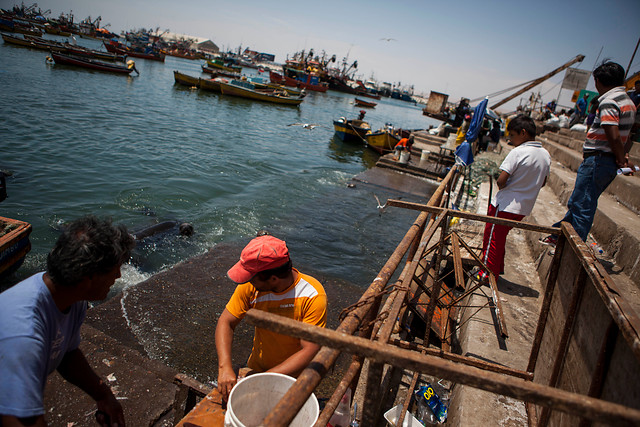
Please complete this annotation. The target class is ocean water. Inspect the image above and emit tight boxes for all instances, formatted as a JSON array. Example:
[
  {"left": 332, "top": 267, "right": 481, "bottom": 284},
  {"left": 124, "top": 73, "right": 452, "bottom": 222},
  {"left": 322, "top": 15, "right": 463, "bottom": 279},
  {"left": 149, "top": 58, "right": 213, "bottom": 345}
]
[{"left": 0, "top": 34, "right": 440, "bottom": 293}]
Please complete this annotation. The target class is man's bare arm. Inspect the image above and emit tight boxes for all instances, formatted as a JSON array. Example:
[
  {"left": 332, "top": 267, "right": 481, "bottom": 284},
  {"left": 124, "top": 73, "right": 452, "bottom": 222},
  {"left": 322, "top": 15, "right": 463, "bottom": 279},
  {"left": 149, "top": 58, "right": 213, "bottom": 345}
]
[{"left": 215, "top": 309, "right": 242, "bottom": 400}]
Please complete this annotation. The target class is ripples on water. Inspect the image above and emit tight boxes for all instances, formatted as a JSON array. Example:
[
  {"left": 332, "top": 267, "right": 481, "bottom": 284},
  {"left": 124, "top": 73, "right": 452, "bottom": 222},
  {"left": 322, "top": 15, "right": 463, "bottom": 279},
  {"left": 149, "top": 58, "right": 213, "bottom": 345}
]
[{"left": 0, "top": 35, "right": 440, "bottom": 292}]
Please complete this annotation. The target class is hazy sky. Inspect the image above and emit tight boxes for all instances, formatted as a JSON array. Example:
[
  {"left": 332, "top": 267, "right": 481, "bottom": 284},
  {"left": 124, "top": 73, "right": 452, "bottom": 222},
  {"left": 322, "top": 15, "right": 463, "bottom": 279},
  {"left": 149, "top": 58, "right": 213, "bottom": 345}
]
[{"left": 4, "top": 0, "right": 639, "bottom": 112}]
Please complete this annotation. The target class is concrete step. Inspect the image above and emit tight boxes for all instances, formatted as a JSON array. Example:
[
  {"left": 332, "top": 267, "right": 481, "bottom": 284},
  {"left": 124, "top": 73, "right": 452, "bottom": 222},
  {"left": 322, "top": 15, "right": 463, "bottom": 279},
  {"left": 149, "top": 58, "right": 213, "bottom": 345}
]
[
  {"left": 539, "top": 136, "right": 640, "bottom": 214},
  {"left": 43, "top": 324, "right": 186, "bottom": 426},
  {"left": 541, "top": 130, "right": 640, "bottom": 164},
  {"left": 542, "top": 160, "right": 640, "bottom": 286}
]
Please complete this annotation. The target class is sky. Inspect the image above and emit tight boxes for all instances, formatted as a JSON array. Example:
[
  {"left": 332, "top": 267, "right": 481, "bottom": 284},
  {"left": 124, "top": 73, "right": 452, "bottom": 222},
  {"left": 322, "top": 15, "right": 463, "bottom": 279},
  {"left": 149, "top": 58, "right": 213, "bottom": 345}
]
[{"left": 3, "top": 0, "right": 639, "bottom": 113}]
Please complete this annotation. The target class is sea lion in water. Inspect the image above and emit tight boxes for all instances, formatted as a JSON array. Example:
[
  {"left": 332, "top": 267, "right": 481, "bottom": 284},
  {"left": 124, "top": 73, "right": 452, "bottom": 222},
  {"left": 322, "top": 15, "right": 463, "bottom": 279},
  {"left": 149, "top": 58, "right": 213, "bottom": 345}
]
[{"left": 132, "top": 221, "right": 194, "bottom": 240}]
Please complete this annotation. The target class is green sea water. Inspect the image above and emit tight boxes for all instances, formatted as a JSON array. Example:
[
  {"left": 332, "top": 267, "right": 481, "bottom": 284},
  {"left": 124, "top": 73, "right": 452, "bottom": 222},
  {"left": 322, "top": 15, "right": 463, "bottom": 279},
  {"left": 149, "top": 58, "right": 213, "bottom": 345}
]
[{"left": 0, "top": 34, "right": 440, "bottom": 293}]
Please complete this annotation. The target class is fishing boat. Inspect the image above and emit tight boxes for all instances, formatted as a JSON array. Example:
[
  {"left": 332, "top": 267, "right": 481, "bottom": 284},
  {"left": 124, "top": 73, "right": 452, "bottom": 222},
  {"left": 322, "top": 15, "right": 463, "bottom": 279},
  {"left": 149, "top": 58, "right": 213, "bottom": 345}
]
[
  {"left": 49, "top": 44, "right": 127, "bottom": 62},
  {"left": 333, "top": 116, "right": 371, "bottom": 142},
  {"left": 11, "top": 35, "right": 126, "bottom": 61},
  {"left": 0, "top": 216, "right": 32, "bottom": 280},
  {"left": 364, "top": 126, "right": 402, "bottom": 154},
  {"left": 219, "top": 79, "right": 304, "bottom": 106},
  {"left": 269, "top": 70, "right": 328, "bottom": 92},
  {"left": 173, "top": 70, "right": 200, "bottom": 87},
  {"left": 201, "top": 65, "right": 241, "bottom": 79},
  {"left": 205, "top": 58, "right": 242, "bottom": 73},
  {"left": 246, "top": 76, "right": 305, "bottom": 97},
  {"left": 355, "top": 97, "right": 377, "bottom": 108},
  {"left": 103, "top": 40, "right": 165, "bottom": 62},
  {"left": 50, "top": 52, "right": 137, "bottom": 75}
]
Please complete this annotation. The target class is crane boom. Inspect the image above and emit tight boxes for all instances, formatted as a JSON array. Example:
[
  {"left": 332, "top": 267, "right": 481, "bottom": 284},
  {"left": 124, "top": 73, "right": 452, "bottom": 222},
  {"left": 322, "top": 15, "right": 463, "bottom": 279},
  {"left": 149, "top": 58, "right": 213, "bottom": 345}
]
[{"left": 490, "top": 54, "right": 585, "bottom": 110}]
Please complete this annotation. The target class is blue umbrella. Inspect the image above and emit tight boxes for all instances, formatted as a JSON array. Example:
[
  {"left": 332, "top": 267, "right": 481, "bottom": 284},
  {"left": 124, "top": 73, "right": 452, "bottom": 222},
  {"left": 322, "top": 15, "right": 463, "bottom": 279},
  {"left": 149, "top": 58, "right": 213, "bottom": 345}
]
[
  {"left": 455, "top": 140, "right": 474, "bottom": 166},
  {"left": 465, "top": 97, "right": 489, "bottom": 143}
]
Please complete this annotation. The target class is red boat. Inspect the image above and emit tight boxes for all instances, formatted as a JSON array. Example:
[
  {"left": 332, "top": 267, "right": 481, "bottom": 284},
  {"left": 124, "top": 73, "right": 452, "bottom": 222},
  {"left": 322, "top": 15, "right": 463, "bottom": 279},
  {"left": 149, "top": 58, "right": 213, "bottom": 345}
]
[
  {"left": 50, "top": 52, "right": 137, "bottom": 74},
  {"left": 354, "top": 97, "right": 377, "bottom": 108},
  {"left": 103, "top": 41, "right": 165, "bottom": 62},
  {"left": 269, "top": 70, "right": 328, "bottom": 92}
]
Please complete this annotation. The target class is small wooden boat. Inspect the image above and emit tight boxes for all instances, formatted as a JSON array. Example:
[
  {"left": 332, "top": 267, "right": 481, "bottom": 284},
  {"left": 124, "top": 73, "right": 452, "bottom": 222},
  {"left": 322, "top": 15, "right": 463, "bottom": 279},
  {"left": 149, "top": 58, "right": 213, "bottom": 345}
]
[
  {"left": 50, "top": 52, "right": 137, "bottom": 74},
  {"left": 355, "top": 97, "right": 377, "bottom": 108},
  {"left": 173, "top": 70, "right": 200, "bottom": 87},
  {"left": 51, "top": 44, "right": 127, "bottom": 62},
  {"left": 1, "top": 32, "right": 39, "bottom": 48},
  {"left": 333, "top": 117, "right": 371, "bottom": 142},
  {"left": 201, "top": 65, "right": 241, "bottom": 79},
  {"left": 205, "top": 58, "right": 242, "bottom": 73},
  {"left": 246, "top": 76, "right": 304, "bottom": 97},
  {"left": 0, "top": 216, "right": 32, "bottom": 279},
  {"left": 219, "top": 79, "right": 304, "bottom": 106},
  {"left": 364, "top": 127, "right": 402, "bottom": 154}
]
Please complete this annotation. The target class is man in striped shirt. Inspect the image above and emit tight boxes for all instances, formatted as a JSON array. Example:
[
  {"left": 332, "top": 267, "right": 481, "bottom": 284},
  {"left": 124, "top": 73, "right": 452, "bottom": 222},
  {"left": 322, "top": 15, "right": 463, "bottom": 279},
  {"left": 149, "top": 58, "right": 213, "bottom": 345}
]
[
  {"left": 547, "top": 61, "right": 636, "bottom": 243},
  {"left": 215, "top": 234, "right": 327, "bottom": 400}
]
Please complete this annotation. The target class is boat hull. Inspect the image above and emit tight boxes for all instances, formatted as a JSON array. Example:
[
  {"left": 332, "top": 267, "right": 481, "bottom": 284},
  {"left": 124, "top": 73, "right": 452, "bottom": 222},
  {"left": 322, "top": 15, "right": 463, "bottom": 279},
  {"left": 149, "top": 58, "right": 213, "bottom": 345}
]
[
  {"left": 333, "top": 119, "right": 370, "bottom": 142},
  {"left": 219, "top": 81, "right": 303, "bottom": 105},
  {"left": 51, "top": 52, "right": 134, "bottom": 74},
  {"left": 173, "top": 70, "right": 200, "bottom": 86},
  {"left": 198, "top": 77, "right": 223, "bottom": 92},
  {"left": 365, "top": 130, "right": 401, "bottom": 154},
  {"left": 0, "top": 216, "right": 32, "bottom": 279}
]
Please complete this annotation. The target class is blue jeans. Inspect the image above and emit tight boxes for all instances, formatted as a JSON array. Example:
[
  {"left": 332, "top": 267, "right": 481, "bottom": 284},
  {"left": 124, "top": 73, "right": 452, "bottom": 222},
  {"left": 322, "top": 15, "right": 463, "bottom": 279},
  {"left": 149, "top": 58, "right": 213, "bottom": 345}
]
[{"left": 553, "top": 154, "right": 617, "bottom": 241}]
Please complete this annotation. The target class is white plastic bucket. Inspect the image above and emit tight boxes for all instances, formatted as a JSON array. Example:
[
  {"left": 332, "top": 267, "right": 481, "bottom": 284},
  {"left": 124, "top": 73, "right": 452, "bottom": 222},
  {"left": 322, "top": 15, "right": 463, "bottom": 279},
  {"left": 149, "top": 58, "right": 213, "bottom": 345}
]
[
  {"left": 420, "top": 150, "right": 430, "bottom": 161},
  {"left": 224, "top": 373, "right": 319, "bottom": 427},
  {"left": 399, "top": 150, "right": 410, "bottom": 164}
]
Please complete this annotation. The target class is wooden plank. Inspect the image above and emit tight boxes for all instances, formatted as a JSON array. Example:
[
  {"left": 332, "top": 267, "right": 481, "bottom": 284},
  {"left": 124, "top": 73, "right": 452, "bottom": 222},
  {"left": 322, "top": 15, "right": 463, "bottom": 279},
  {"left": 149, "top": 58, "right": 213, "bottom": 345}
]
[
  {"left": 386, "top": 200, "right": 560, "bottom": 235},
  {"left": 451, "top": 233, "right": 465, "bottom": 290}
]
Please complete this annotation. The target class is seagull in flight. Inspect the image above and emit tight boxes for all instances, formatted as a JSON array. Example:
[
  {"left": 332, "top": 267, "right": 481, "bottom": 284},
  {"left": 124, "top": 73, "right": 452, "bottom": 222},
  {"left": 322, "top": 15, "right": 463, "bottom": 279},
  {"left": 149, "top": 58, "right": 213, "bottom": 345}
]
[
  {"left": 379, "top": 37, "right": 397, "bottom": 42},
  {"left": 374, "top": 194, "right": 387, "bottom": 214},
  {"left": 288, "top": 123, "right": 322, "bottom": 130}
]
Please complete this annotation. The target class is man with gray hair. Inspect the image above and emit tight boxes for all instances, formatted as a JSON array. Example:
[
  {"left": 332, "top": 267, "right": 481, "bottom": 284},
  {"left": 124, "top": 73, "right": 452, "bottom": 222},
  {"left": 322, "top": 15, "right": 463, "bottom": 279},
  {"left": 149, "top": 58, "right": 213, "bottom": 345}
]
[{"left": 0, "top": 215, "right": 135, "bottom": 427}]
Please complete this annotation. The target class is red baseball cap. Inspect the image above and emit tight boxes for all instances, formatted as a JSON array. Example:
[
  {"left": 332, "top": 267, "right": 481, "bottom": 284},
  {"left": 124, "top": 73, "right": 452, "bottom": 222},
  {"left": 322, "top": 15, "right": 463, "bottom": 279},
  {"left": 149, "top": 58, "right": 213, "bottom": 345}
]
[{"left": 227, "top": 235, "right": 290, "bottom": 283}]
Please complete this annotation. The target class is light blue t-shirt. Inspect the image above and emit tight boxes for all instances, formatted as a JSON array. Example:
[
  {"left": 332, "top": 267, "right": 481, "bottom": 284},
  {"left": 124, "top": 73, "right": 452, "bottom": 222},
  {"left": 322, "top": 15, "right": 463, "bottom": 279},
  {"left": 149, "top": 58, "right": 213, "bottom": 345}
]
[{"left": 0, "top": 273, "right": 86, "bottom": 418}]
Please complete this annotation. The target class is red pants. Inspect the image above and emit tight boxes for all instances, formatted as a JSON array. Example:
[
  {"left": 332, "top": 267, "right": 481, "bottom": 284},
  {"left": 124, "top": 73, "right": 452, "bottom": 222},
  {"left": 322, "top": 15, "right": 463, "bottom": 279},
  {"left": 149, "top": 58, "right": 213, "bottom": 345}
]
[{"left": 481, "top": 205, "right": 525, "bottom": 277}]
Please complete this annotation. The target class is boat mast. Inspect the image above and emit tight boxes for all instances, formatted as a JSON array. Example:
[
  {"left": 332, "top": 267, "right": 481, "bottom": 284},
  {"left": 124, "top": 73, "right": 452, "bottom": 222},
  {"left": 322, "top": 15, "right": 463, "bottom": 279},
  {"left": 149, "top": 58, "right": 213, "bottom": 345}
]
[
  {"left": 490, "top": 54, "right": 585, "bottom": 110},
  {"left": 625, "top": 37, "right": 640, "bottom": 80}
]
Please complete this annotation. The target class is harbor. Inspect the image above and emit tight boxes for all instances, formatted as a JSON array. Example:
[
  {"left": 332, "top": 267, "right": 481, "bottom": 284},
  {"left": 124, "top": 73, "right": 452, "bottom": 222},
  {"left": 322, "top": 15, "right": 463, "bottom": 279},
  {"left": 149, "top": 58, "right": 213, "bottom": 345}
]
[{"left": 2, "top": 2, "right": 640, "bottom": 427}]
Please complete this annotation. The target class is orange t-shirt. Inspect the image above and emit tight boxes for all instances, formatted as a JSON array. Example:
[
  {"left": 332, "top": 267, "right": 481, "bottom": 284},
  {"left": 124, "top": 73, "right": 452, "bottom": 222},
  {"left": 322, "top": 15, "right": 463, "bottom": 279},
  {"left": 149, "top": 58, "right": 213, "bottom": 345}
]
[{"left": 225, "top": 268, "right": 327, "bottom": 372}]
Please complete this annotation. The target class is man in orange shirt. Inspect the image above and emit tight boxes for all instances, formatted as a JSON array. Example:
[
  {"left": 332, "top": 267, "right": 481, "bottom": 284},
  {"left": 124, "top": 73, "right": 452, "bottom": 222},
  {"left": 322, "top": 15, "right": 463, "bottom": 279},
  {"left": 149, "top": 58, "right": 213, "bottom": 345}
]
[{"left": 215, "top": 235, "right": 327, "bottom": 400}]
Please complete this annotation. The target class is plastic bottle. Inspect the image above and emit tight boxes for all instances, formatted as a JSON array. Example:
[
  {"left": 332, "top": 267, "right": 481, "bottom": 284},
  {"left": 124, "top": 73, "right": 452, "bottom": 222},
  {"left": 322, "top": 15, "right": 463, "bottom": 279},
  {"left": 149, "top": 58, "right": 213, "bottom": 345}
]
[
  {"left": 328, "top": 387, "right": 351, "bottom": 427},
  {"left": 415, "top": 384, "right": 447, "bottom": 424}
]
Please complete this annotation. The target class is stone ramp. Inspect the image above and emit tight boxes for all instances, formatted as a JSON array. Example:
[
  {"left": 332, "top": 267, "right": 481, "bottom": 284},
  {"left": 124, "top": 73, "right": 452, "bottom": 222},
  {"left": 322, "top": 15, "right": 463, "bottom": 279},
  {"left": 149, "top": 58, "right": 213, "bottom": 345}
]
[
  {"left": 43, "top": 324, "right": 189, "bottom": 427},
  {"left": 535, "top": 130, "right": 640, "bottom": 286}
]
